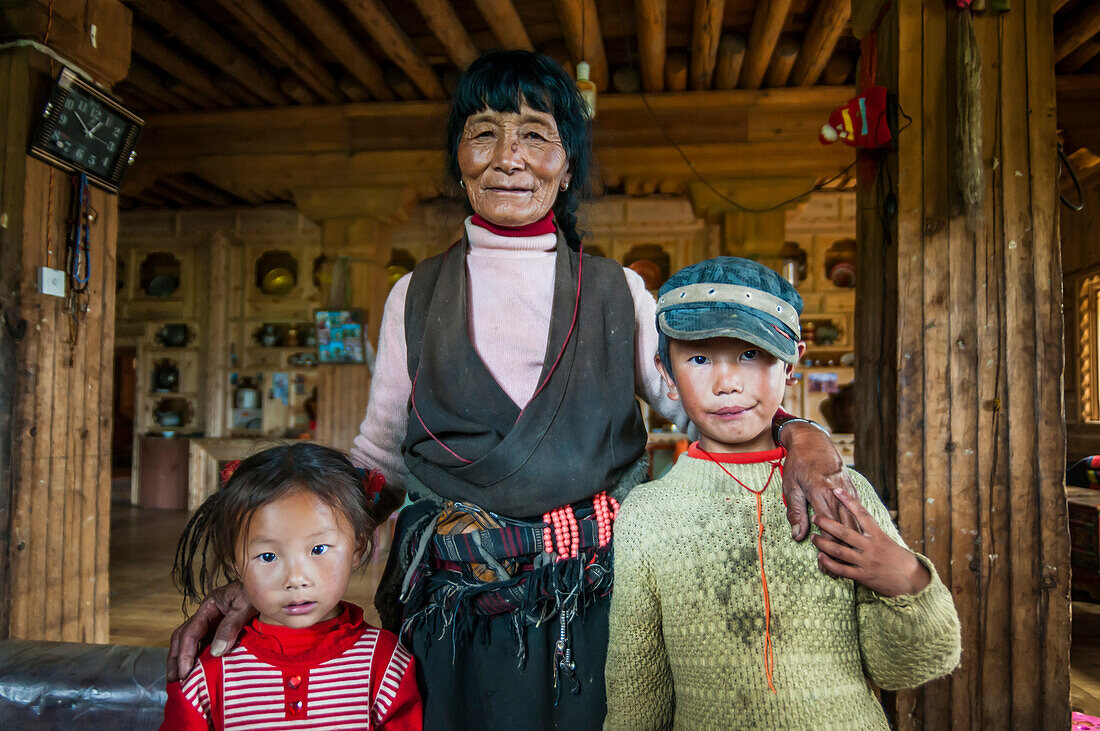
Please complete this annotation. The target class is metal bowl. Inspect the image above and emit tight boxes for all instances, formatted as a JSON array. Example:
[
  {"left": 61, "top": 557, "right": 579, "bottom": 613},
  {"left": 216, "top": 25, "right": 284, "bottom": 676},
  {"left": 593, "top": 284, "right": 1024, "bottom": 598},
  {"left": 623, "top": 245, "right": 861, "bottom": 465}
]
[{"left": 261, "top": 267, "right": 296, "bottom": 295}]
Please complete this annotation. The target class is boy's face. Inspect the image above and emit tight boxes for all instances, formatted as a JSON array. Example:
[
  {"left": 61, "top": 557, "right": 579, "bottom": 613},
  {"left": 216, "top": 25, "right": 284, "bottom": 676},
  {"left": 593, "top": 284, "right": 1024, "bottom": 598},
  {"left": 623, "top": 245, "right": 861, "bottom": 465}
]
[
  {"left": 235, "top": 489, "right": 365, "bottom": 628},
  {"left": 656, "top": 337, "right": 805, "bottom": 454}
]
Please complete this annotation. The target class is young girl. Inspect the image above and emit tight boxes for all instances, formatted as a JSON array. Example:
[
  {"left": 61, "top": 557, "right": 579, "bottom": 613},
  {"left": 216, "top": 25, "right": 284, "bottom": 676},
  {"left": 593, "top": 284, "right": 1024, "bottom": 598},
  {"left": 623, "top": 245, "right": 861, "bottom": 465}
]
[{"left": 161, "top": 443, "right": 422, "bottom": 730}]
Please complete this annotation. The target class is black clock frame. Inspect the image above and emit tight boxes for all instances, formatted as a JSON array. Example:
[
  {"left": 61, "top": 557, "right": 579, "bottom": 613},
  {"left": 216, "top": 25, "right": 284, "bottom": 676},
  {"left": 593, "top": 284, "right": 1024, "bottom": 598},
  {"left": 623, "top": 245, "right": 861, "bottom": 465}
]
[{"left": 28, "top": 67, "right": 144, "bottom": 194}]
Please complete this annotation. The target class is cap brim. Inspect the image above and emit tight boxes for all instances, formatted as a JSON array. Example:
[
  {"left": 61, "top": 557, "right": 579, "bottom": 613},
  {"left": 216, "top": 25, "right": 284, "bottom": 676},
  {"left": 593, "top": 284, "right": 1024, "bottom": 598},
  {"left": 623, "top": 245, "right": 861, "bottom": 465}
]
[{"left": 658, "top": 309, "right": 800, "bottom": 364}]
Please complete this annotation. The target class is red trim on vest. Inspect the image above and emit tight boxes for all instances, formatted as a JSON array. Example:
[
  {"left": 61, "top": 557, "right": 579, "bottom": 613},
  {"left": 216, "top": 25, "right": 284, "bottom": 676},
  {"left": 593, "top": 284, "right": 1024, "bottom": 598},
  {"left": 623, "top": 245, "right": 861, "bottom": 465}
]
[
  {"left": 686, "top": 443, "right": 787, "bottom": 464},
  {"left": 470, "top": 212, "right": 556, "bottom": 237}
]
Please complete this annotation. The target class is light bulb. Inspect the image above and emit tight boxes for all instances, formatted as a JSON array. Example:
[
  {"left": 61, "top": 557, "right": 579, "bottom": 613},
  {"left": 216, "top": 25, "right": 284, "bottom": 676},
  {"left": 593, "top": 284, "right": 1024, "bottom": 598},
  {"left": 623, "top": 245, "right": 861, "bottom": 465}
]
[{"left": 576, "top": 61, "right": 596, "bottom": 118}]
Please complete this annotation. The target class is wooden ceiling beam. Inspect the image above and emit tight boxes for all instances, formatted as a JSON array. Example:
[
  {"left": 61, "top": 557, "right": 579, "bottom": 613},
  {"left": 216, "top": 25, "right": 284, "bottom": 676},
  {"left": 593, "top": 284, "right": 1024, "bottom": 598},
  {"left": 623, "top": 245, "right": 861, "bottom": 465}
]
[
  {"left": 209, "top": 0, "right": 343, "bottom": 103},
  {"left": 131, "top": 26, "right": 240, "bottom": 107},
  {"left": 740, "top": 0, "right": 795, "bottom": 90},
  {"left": 714, "top": 34, "right": 746, "bottom": 90},
  {"left": 129, "top": 87, "right": 851, "bottom": 183},
  {"left": 158, "top": 175, "right": 234, "bottom": 206},
  {"left": 287, "top": 0, "right": 395, "bottom": 101},
  {"left": 338, "top": 0, "right": 446, "bottom": 99},
  {"left": 410, "top": 0, "right": 480, "bottom": 69},
  {"left": 134, "top": 0, "right": 290, "bottom": 105},
  {"left": 124, "top": 62, "right": 197, "bottom": 111},
  {"left": 665, "top": 50, "right": 689, "bottom": 91},
  {"left": 470, "top": 0, "right": 534, "bottom": 51},
  {"left": 691, "top": 0, "right": 725, "bottom": 90},
  {"left": 150, "top": 180, "right": 195, "bottom": 206},
  {"left": 1058, "top": 37, "right": 1100, "bottom": 74},
  {"left": 764, "top": 37, "right": 799, "bottom": 87},
  {"left": 553, "top": 0, "right": 610, "bottom": 90},
  {"left": 789, "top": 0, "right": 850, "bottom": 86},
  {"left": 1055, "top": 1, "right": 1100, "bottom": 62},
  {"left": 636, "top": 0, "right": 667, "bottom": 91},
  {"left": 279, "top": 74, "right": 321, "bottom": 105}
]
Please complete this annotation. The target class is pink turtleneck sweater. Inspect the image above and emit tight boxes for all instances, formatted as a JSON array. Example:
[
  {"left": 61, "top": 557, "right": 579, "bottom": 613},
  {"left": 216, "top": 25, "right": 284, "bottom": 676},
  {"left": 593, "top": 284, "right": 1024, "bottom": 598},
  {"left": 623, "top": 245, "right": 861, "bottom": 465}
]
[{"left": 350, "top": 217, "right": 686, "bottom": 487}]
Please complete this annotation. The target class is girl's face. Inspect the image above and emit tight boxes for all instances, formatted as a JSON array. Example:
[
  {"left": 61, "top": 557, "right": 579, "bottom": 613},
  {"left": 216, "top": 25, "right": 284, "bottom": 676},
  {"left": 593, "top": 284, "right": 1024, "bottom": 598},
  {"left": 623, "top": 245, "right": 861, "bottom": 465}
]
[
  {"left": 457, "top": 104, "right": 571, "bottom": 227},
  {"left": 235, "top": 489, "right": 365, "bottom": 628}
]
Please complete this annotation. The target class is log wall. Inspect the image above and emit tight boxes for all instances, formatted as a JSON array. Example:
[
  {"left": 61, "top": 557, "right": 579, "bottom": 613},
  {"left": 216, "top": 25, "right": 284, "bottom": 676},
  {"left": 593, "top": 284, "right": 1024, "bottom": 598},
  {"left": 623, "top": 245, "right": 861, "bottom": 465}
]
[
  {"left": 855, "top": 1, "right": 1068, "bottom": 727},
  {"left": 0, "top": 48, "right": 117, "bottom": 642}
]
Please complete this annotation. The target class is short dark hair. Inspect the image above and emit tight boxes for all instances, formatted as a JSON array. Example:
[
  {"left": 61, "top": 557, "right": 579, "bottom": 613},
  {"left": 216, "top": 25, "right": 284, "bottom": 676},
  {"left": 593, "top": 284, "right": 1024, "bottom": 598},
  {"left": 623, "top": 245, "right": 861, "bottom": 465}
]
[
  {"left": 445, "top": 50, "right": 592, "bottom": 250},
  {"left": 173, "top": 442, "right": 379, "bottom": 607}
]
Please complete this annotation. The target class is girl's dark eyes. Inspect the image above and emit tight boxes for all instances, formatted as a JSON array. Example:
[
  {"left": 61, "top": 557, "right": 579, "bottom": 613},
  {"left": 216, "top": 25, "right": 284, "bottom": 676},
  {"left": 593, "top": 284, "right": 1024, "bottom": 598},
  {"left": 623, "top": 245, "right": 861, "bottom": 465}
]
[
  {"left": 741, "top": 349, "right": 759, "bottom": 360},
  {"left": 311, "top": 545, "right": 329, "bottom": 556},
  {"left": 258, "top": 552, "right": 276, "bottom": 563},
  {"left": 689, "top": 355, "right": 709, "bottom": 365}
]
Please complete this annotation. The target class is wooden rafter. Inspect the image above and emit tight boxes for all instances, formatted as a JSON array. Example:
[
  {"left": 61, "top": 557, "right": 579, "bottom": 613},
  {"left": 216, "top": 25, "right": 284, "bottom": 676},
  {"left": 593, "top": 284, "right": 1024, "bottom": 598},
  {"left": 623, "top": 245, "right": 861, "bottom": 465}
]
[
  {"left": 764, "top": 36, "right": 798, "bottom": 87},
  {"left": 287, "top": 0, "right": 395, "bottom": 101},
  {"left": 279, "top": 74, "right": 320, "bottom": 105},
  {"left": 789, "top": 0, "right": 850, "bottom": 86},
  {"left": 690, "top": 0, "right": 725, "bottom": 90},
  {"left": 553, "top": 0, "right": 609, "bottom": 90},
  {"left": 210, "top": 0, "right": 343, "bottom": 103},
  {"left": 470, "top": 0, "right": 534, "bottom": 51},
  {"left": 1058, "top": 37, "right": 1100, "bottom": 74},
  {"left": 338, "top": 0, "right": 446, "bottom": 100},
  {"left": 124, "top": 62, "right": 196, "bottom": 111},
  {"left": 665, "top": 49, "right": 689, "bottom": 91},
  {"left": 411, "top": 0, "right": 480, "bottom": 69},
  {"left": 134, "top": 0, "right": 290, "bottom": 106},
  {"left": 636, "top": 0, "right": 667, "bottom": 92},
  {"left": 714, "top": 34, "right": 746, "bottom": 90},
  {"left": 130, "top": 26, "right": 240, "bottom": 108},
  {"left": 1055, "top": 1, "right": 1100, "bottom": 62},
  {"left": 158, "top": 175, "right": 234, "bottom": 206},
  {"left": 740, "top": 0, "right": 795, "bottom": 90}
]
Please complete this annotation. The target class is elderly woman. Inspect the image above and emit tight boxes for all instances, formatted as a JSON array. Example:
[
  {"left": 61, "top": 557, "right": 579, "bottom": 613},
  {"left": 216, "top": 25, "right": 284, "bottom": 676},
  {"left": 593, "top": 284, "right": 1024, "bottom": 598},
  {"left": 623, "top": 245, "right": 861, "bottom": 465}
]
[{"left": 168, "top": 50, "right": 854, "bottom": 729}]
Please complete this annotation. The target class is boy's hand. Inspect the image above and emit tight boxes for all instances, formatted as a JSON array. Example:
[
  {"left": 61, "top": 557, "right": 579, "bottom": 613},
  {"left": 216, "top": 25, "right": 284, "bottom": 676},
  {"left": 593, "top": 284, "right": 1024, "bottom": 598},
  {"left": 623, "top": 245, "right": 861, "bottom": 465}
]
[
  {"left": 166, "top": 582, "right": 257, "bottom": 682},
  {"left": 778, "top": 421, "right": 859, "bottom": 540},
  {"left": 810, "top": 488, "right": 931, "bottom": 598}
]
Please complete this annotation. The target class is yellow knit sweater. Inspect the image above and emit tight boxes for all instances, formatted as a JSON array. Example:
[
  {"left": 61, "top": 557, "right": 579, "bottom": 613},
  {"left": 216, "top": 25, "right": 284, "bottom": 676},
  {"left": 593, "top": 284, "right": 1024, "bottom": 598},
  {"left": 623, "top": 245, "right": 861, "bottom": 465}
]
[{"left": 605, "top": 448, "right": 961, "bottom": 730}]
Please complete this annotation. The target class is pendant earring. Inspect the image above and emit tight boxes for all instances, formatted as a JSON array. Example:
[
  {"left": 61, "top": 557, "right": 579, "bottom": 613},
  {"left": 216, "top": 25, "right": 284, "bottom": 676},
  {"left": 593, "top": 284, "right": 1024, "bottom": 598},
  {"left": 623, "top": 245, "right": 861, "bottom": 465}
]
[
  {"left": 560, "top": 181, "right": 569, "bottom": 191},
  {"left": 459, "top": 180, "right": 466, "bottom": 189}
]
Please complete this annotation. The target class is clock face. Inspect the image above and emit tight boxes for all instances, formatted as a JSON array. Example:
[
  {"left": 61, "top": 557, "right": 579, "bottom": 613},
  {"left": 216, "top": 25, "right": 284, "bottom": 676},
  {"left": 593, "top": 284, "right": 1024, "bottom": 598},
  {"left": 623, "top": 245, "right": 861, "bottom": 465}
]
[
  {"left": 50, "top": 89, "right": 133, "bottom": 178},
  {"left": 29, "top": 68, "right": 144, "bottom": 193}
]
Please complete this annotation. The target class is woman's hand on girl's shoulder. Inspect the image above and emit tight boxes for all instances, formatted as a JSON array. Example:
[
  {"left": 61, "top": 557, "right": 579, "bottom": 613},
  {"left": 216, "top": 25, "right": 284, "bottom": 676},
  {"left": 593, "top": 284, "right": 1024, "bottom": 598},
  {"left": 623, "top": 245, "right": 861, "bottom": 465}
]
[
  {"left": 166, "top": 581, "right": 257, "bottom": 682},
  {"left": 809, "top": 488, "right": 931, "bottom": 598}
]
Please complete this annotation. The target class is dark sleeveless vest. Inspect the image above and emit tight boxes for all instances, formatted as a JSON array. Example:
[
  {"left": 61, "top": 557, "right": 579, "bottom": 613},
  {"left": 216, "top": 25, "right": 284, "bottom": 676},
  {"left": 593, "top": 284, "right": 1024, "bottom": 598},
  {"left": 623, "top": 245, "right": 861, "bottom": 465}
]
[{"left": 401, "top": 230, "right": 648, "bottom": 519}]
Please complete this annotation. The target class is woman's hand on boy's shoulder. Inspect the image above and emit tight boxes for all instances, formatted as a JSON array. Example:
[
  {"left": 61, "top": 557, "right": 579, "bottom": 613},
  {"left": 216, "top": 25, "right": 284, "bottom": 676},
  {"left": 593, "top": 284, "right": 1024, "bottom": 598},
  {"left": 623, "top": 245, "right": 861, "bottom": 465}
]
[
  {"left": 778, "top": 421, "right": 859, "bottom": 541},
  {"left": 810, "top": 488, "right": 932, "bottom": 598},
  {"left": 166, "top": 581, "right": 256, "bottom": 682}
]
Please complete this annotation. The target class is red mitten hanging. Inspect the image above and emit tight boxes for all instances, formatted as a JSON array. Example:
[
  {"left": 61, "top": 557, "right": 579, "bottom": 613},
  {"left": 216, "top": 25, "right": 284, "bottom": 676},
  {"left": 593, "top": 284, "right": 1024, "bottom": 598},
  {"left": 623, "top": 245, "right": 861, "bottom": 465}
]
[{"left": 819, "top": 85, "right": 892, "bottom": 149}]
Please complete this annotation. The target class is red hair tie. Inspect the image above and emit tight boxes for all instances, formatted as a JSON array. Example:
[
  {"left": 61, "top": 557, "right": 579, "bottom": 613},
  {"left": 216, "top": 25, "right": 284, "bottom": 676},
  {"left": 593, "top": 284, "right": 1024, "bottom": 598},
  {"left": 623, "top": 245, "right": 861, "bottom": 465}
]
[
  {"left": 362, "top": 469, "right": 386, "bottom": 503},
  {"left": 219, "top": 459, "right": 241, "bottom": 487}
]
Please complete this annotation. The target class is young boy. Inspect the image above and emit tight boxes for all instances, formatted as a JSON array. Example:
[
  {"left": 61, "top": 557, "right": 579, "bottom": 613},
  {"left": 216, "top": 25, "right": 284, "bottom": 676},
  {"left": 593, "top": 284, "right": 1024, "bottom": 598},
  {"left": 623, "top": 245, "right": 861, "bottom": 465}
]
[{"left": 604, "top": 257, "right": 960, "bottom": 730}]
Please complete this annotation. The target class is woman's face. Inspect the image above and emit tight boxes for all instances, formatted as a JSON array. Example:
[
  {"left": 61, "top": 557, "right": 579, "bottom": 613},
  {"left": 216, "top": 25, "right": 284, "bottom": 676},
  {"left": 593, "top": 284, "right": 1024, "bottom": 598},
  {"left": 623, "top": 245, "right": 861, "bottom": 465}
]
[{"left": 457, "top": 104, "right": 571, "bottom": 227}]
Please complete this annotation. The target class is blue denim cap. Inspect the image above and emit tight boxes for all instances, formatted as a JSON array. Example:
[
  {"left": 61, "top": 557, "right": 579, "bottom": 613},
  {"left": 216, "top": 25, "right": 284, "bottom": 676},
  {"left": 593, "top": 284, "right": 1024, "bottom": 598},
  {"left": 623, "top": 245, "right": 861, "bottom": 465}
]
[{"left": 656, "top": 256, "right": 803, "bottom": 364}]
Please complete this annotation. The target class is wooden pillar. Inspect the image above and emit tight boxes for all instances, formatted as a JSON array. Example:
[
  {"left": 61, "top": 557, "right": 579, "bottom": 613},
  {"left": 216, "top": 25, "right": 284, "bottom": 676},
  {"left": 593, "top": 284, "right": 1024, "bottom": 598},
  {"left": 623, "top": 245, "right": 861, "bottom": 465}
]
[
  {"left": 854, "top": 1, "right": 1067, "bottom": 727},
  {"left": 0, "top": 0, "right": 132, "bottom": 642},
  {"left": 294, "top": 186, "right": 417, "bottom": 451}
]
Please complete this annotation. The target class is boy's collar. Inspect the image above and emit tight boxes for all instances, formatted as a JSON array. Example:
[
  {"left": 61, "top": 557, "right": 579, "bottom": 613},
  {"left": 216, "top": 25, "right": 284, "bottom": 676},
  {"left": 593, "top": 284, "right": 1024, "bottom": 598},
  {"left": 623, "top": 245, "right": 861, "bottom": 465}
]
[{"left": 686, "top": 442, "right": 786, "bottom": 464}]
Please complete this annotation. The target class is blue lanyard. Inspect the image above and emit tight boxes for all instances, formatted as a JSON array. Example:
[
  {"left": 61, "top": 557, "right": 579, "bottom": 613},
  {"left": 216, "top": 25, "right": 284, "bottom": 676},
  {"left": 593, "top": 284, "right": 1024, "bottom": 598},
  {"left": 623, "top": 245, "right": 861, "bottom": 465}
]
[{"left": 69, "top": 173, "right": 90, "bottom": 291}]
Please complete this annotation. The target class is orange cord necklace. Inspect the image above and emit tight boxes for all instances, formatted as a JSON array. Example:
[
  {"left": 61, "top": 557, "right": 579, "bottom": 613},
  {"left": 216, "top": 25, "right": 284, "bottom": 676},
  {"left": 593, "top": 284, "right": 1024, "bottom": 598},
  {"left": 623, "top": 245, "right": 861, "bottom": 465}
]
[{"left": 697, "top": 446, "right": 782, "bottom": 694}]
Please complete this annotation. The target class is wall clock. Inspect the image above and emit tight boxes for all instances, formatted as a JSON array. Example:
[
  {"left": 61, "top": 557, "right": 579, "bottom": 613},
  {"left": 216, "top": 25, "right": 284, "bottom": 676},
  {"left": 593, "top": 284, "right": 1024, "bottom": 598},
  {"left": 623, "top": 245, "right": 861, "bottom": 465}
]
[{"left": 28, "top": 67, "right": 144, "bottom": 194}]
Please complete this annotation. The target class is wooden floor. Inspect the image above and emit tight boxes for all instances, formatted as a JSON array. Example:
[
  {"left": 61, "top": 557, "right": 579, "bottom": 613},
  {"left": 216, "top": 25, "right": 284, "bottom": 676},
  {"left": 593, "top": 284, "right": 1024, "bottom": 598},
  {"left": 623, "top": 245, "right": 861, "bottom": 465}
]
[
  {"left": 109, "top": 494, "right": 1100, "bottom": 716},
  {"left": 109, "top": 500, "right": 389, "bottom": 647}
]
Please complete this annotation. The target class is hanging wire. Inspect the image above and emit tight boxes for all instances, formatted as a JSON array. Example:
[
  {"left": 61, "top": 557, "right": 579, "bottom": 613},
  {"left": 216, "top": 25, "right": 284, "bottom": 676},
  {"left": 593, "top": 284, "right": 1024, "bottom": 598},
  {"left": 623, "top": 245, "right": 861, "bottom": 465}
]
[
  {"left": 609, "top": 0, "right": 863, "bottom": 212},
  {"left": 1059, "top": 142, "right": 1085, "bottom": 212}
]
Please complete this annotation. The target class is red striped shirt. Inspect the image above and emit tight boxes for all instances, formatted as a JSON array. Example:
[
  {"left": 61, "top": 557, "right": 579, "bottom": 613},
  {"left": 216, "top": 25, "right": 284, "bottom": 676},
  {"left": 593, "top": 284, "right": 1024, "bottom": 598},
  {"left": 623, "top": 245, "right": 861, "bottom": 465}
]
[{"left": 161, "top": 603, "right": 422, "bottom": 730}]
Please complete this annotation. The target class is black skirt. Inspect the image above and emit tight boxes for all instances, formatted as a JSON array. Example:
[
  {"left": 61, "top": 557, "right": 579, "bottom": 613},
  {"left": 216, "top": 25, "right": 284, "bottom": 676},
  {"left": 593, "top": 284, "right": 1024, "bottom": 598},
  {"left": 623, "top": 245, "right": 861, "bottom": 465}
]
[
  {"left": 377, "top": 501, "right": 612, "bottom": 730},
  {"left": 409, "top": 594, "right": 610, "bottom": 730}
]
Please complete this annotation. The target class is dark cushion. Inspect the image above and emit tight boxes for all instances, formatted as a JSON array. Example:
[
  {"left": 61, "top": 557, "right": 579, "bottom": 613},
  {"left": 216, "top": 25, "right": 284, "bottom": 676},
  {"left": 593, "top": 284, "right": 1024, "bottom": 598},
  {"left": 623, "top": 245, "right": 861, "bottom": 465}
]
[{"left": 0, "top": 640, "right": 166, "bottom": 730}]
